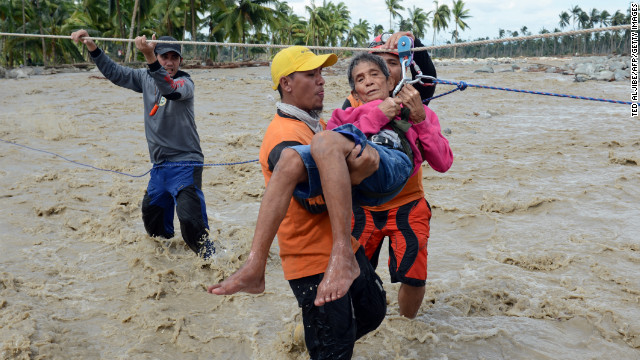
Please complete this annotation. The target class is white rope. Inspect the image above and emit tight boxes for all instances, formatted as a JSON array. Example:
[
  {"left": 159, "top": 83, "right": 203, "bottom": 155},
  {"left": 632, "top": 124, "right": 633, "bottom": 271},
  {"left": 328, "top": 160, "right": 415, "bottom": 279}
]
[
  {"left": 0, "top": 25, "right": 632, "bottom": 53},
  {"left": 414, "top": 25, "right": 634, "bottom": 52}
]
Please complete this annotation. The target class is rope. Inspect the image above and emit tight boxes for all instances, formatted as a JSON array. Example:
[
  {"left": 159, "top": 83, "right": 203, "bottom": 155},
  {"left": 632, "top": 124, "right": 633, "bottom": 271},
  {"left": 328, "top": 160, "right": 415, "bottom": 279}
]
[
  {"left": 423, "top": 79, "right": 635, "bottom": 105},
  {"left": 414, "top": 25, "right": 633, "bottom": 52},
  {"left": 0, "top": 138, "right": 258, "bottom": 178},
  {"left": 0, "top": 25, "right": 632, "bottom": 53}
]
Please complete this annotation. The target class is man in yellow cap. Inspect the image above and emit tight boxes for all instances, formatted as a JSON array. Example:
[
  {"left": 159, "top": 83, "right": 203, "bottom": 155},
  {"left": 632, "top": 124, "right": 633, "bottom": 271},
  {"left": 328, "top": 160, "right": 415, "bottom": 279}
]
[{"left": 208, "top": 46, "right": 387, "bottom": 359}]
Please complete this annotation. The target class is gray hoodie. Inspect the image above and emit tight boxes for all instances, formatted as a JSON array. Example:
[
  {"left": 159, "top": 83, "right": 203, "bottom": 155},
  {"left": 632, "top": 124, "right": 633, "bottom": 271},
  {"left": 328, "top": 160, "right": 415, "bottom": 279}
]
[{"left": 90, "top": 48, "right": 203, "bottom": 164}]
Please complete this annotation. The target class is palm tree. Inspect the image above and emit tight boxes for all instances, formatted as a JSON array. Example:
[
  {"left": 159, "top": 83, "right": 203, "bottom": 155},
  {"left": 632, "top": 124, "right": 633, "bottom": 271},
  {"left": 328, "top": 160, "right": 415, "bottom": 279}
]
[
  {"left": 552, "top": 27, "right": 561, "bottom": 55},
  {"left": 610, "top": 10, "right": 625, "bottom": 53},
  {"left": 398, "top": 17, "right": 411, "bottom": 32},
  {"left": 497, "top": 28, "right": 505, "bottom": 56},
  {"left": 151, "top": 0, "right": 188, "bottom": 40},
  {"left": 305, "top": 0, "right": 325, "bottom": 46},
  {"left": 270, "top": 1, "right": 305, "bottom": 46},
  {"left": 1, "top": 0, "right": 30, "bottom": 66},
  {"left": 345, "top": 18, "right": 370, "bottom": 47},
  {"left": 125, "top": 0, "right": 140, "bottom": 62},
  {"left": 450, "top": 0, "right": 470, "bottom": 57},
  {"left": 384, "top": 0, "right": 404, "bottom": 31},
  {"left": 406, "top": 6, "right": 430, "bottom": 40},
  {"left": 372, "top": 24, "right": 384, "bottom": 36},
  {"left": 214, "top": 0, "right": 276, "bottom": 60},
  {"left": 577, "top": 10, "right": 590, "bottom": 53},
  {"left": 558, "top": 11, "right": 570, "bottom": 29},
  {"left": 599, "top": 10, "right": 611, "bottom": 27},
  {"left": 558, "top": 11, "right": 570, "bottom": 54},
  {"left": 569, "top": 5, "right": 582, "bottom": 29},
  {"left": 588, "top": 8, "right": 600, "bottom": 28},
  {"left": 109, "top": 0, "right": 125, "bottom": 53},
  {"left": 323, "top": 1, "right": 350, "bottom": 47},
  {"left": 431, "top": 0, "right": 450, "bottom": 49},
  {"left": 21, "top": 0, "right": 26, "bottom": 64},
  {"left": 189, "top": 0, "right": 199, "bottom": 42},
  {"left": 519, "top": 25, "right": 528, "bottom": 56}
]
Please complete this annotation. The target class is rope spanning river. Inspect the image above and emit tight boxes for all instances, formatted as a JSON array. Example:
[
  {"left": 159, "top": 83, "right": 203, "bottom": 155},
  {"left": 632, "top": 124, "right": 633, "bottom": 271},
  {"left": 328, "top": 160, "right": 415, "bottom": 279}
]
[{"left": 0, "top": 57, "right": 638, "bottom": 359}]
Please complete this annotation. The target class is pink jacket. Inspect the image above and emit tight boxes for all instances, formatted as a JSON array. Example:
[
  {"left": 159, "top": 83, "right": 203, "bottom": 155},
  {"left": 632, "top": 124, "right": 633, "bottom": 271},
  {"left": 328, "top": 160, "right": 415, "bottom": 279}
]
[{"left": 327, "top": 100, "right": 453, "bottom": 176}]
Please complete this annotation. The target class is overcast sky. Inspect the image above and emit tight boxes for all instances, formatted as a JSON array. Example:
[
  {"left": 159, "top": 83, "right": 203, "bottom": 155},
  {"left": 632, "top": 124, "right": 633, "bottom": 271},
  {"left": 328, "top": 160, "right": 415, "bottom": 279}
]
[{"left": 286, "top": 0, "right": 634, "bottom": 44}]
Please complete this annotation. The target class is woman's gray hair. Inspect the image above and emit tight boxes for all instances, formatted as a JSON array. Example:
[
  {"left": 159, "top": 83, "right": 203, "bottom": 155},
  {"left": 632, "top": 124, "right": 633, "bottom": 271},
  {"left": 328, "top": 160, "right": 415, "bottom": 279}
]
[{"left": 347, "top": 52, "right": 390, "bottom": 91}]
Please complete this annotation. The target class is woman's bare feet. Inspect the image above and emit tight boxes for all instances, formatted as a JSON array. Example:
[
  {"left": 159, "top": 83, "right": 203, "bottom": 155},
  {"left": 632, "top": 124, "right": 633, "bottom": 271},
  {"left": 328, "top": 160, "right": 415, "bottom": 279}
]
[{"left": 314, "top": 247, "right": 360, "bottom": 306}]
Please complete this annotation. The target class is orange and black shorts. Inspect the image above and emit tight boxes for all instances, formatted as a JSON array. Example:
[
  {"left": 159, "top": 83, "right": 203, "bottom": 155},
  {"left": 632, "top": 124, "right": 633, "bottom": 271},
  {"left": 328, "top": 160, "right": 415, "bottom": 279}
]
[{"left": 351, "top": 198, "right": 431, "bottom": 287}]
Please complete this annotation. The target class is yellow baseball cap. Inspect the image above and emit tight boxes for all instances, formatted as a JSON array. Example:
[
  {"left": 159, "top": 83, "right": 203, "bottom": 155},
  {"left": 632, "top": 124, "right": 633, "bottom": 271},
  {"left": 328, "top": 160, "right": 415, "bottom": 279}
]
[{"left": 271, "top": 46, "right": 338, "bottom": 90}]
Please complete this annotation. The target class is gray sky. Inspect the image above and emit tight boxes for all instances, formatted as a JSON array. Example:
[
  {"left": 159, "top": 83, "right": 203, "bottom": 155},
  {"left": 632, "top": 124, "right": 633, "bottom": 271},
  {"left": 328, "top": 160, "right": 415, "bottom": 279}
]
[{"left": 287, "top": 0, "right": 633, "bottom": 44}]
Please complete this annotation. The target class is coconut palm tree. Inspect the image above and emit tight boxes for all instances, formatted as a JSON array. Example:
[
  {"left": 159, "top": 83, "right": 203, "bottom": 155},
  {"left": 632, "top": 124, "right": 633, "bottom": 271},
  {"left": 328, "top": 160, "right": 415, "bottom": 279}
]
[
  {"left": 537, "top": 28, "right": 550, "bottom": 56},
  {"left": 398, "top": 17, "right": 411, "bottom": 32},
  {"left": 108, "top": 0, "right": 125, "bottom": 54},
  {"left": 214, "top": 0, "right": 276, "bottom": 60},
  {"left": 431, "top": 0, "right": 450, "bottom": 51},
  {"left": 406, "top": 6, "right": 430, "bottom": 40},
  {"left": 0, "top": 0, "right": 28, "bottom": 66},
  {"left": 323, "top": 1, "right": 350, "bottom": 47},
  {"left": 372, "top": 24, "right": 384, "bottom": 37},
  {"left": 569, "top": 5, "right": 582, "bottom": 30},
  {"left": 270, "top": 1, "right": 305, "bottom": 46},
  {"left": 577, "top": 10, "right": 590, "bottom": 53},
  {"left": 151, "top": 0, "right": 188, "bottom": 40},
  {"left": 558, "top": 11, "right": 570, "bottom": 29},
  {"left": 610, "top": 10, "right": 626, "bottom": 53},
  {"left": 384, "top": 0, "right": 404, "bottom": 31},
  {"left": 21, "top": 0, "right": 26, "bottom": 64},
  {"left": 519, "top": 25, "right": 528, "bottom": 56},
  {"left": 599, "top": 10, "right": 610, "bottom": 27},
  {"left": 344, "top": 18, "right": 370, "bottom": 47},
  {"left": 305, "top": 0, "right": 325, "bottom": 46},
  {"left": 588, "top": 8, "right": 600, "bottom": 28},
  {"left": 450, "top": 0, "right": 470, "bottom": 57}
]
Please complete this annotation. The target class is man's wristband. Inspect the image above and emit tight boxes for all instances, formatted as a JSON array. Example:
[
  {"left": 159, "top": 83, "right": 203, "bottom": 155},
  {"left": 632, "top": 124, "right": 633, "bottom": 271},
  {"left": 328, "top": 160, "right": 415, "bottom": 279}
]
[
  {"left": 148, "top": 60, "right": 162, "bottom": 72},
  {"left": 89, "top": 48, "right": 102, "bottom": 58}
]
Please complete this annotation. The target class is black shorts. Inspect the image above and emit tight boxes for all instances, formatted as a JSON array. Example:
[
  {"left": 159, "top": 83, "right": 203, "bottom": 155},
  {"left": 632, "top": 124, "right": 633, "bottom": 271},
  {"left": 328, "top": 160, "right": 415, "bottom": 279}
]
[{"left": 288, "top": 247, "right": 387, "bottom": 360}]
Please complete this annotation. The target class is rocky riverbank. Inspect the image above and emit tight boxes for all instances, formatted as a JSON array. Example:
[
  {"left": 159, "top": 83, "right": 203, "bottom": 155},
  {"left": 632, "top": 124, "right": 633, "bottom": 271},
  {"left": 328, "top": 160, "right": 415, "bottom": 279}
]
[{"left": 434, "top": 55, "right": 631, "bottom": 82}]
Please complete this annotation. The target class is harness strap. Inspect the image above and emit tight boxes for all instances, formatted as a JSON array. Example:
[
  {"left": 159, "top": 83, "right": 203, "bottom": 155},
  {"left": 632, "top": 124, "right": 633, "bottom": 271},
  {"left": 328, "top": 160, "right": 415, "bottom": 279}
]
[{"left": 389, "top": 107, "right": 414, "bottom": 166}]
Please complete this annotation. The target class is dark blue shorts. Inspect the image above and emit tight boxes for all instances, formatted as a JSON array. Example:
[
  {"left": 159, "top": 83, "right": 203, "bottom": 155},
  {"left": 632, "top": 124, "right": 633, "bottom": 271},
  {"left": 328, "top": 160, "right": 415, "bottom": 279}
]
[
  {"left": 289, "top": 124, "right": 413, "bottom": 207},
  {"left": 144, "top": 161, "right": 208, "bottom": 240}
]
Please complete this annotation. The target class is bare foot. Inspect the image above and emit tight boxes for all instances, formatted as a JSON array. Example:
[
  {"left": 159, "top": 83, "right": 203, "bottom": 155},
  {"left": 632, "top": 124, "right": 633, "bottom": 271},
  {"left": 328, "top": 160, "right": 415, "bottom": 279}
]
[
  {"left": 314, "top": 250, "right": 360, "bottom": 306},
  {"left": 207, "top": 258, "right": 266, "bottom": 295}
]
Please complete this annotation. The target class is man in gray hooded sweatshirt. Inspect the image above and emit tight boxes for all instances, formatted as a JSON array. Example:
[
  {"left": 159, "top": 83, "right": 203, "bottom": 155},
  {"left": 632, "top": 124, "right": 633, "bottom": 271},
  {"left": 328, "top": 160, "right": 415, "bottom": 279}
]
[{"left": 71, "top": 30, "right": 215, "bottom": 259}]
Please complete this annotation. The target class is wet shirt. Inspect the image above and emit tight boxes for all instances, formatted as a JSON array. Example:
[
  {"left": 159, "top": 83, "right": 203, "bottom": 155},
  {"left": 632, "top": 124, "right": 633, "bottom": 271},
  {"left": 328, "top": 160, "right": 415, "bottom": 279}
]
[
  {"left": 259, "top": 111, "right": 360, "bottom": 280},
  {"left": 90, "top": 48, "right": 203, "bottom": 164}
]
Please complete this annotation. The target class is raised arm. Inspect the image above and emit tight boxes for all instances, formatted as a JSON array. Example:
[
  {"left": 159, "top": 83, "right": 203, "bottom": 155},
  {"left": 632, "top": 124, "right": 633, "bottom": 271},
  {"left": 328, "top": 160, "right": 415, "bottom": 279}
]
[
  {"left": 71, "top": 29, "right": 145, "bottom": 93},
  {"left": 136, "top": 34, "right": 194, "bottom": 101}
]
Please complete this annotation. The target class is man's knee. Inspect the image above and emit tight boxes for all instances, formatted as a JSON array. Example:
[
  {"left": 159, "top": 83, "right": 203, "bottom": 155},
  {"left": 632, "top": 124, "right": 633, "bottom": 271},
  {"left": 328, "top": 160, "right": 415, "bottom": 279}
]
[
  {"left": 274, "top": 148, "right": 307, "bottom": 181},
  {"left": 141, "top": 195, "right": 174, "bottom": 238},
  {"left": 310, "top": 131, "right": 351, "bottom": 159},
  {"left": 175, "top": 186, "right": 209, "bottom": 252}
]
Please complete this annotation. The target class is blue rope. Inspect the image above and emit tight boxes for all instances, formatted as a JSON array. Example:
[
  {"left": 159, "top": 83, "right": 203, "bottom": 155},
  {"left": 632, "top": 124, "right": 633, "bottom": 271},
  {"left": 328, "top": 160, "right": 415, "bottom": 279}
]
[
  {"left": 0, "top": 138, "right": 258, "bottom": 178},
  {"left": 424, "top": 79, "right": 634, "bottom": 105}
]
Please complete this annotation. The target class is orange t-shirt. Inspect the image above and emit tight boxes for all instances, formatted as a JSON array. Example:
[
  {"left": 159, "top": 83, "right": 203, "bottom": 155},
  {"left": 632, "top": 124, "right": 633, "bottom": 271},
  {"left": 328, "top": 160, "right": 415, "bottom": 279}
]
[
  {"left": 361, "top": 166, "right": 425, "bottom": 211},
  {"left": 259, "top": 111, "right": 360, "bottom": 280},
  {"left": 345, "top": 93, "right": 364, "bottom": 109}
]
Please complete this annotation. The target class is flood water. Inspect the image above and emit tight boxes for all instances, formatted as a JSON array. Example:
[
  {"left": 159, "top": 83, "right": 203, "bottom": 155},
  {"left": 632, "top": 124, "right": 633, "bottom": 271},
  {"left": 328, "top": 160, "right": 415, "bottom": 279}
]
[{"left": 1, "top": 57, "right": 638, "bottom": 359}]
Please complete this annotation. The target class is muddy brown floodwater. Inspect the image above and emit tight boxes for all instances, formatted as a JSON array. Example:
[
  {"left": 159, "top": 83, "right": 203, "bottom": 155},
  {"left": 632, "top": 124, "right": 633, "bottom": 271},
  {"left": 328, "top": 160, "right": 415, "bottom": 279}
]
[{"left": 1, "top": 57, "right": 638, "bottom": 359}]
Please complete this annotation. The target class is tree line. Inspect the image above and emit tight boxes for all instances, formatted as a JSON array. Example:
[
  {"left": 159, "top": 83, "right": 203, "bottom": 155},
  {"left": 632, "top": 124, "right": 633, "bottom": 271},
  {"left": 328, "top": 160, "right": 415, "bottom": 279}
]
[{"left": 0, "top": 0, "right": 633, "bottom": 67}]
